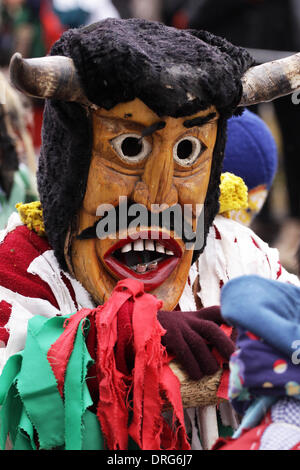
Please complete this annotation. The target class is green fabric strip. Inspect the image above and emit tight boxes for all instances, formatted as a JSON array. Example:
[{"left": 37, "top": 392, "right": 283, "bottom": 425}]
[
  {"left": 0, "top": 384, "right": 22, "bottom": 449},
  {"left": 14, "top": 406, "right": 36, "bottom": 450},
  {"left": 0, "top": 353, "right": 22, "bottom": 404},
  {"left": 16, "top": 315, "right": 66, "bottom": 449},
  {"left": 0, "top": 313, "right": 105, "bottom": 450},
  {"left": 82, "top": 410, "right": 104, "bottom": 450},
  {"left": 64, "top": 318, "right": 94, "bottom": 449},
  {"left": 0, "top": 354, "right": 23, "bottom": 449}
]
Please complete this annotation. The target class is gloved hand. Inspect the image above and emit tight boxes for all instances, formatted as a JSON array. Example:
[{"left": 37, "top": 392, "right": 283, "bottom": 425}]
[{"left": 157, "top": 306, "right": 235, "bottom": 381}]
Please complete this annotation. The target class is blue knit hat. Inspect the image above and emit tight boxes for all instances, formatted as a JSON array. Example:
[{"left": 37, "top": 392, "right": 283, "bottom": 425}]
[
  {"left": 223, "top": 110, "right": 277, "bottom": 190},
  {"left": 221, "top": 275, "right": 300, "bottom": 357}
]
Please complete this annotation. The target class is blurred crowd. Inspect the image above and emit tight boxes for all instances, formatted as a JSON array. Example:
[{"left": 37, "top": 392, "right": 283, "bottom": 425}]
[{"left": 0, "top": 0, "right": 299, "bottom": 274}]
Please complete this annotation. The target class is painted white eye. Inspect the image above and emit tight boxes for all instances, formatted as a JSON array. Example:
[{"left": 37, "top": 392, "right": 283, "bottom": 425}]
[
  {"left": 173, "top": 136, "right": 202, "bottom": 166},
  {"left": 111, "top": 133, "right": 151, "bottom": 163}
]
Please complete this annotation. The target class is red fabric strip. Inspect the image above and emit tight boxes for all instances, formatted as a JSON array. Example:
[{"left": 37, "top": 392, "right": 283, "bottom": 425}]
[
  {"left": 276, "top": 261, "right": 282, "bottom": 279},
  {"left": 217, "top": 368, "right": 230, "bottom": 401},
  {"left": 214, "top": 225, "right": 222, "bottom": 240},
  {"left": 212, "top": 421, "right": 270, "bottom": 450},
  {"left": 213, "top": 324, "right": 232, "bottom": 401},
  {"left": 0, "top": 301, "right": 12, "bottom": 327},
  {"left": 129, "top": 289, "right": 165, "bottom": 449},
  {"left": 0, "top": 226, "right": 60, "bottom": 309},
  {"left": 290, "top": 442, "right": 300, "bottom": 450},
  {"left": 96, "top": 283, "right": 134, "bottom": 450},
  {"left": 47, "top": 278, "right": 190, "bottom": 450},
  {"left": 47, "top": 308, "right": 95, "bottom": 396},
  {"left": 159, "top": 364, "right": 190, "bottom": 450}
]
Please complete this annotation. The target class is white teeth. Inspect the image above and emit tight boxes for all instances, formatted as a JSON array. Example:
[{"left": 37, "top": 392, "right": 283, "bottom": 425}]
[
  {"left": 121, "top": 243, "right": 132, "bottom": 253},
  {"left": 134, "top": 239, "right": 144, "bottom": 251},
  {"left": 145, "top": 240, "right": 155, "bottom": 251},
  {"left": 120, "top": 239, "right": 173, "bottom": 255},
  {"left": 156, "top": 242, "right": 165, "bottom": 254}
]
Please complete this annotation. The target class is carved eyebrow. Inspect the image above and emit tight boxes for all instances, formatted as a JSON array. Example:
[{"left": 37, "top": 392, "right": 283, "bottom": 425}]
[
  {"left": 183, "top": 112, "right": 217, "bottom": 128},
  {"left": 140, "top": 121, "right": 166, "bottom": 138}
]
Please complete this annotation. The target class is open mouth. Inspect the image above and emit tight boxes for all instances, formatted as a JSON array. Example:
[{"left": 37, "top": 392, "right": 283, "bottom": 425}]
[{"left": 103, "top": 230, "right": 182, "bottom": 291}]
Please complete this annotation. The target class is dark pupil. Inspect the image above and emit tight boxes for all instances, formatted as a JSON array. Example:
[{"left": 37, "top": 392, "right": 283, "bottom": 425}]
[
  {"left": 121, "top": 137, "right": 142, "bottom": 157},
  {"left": 177, "top": 139, "right": 193, "bottom": 160}
]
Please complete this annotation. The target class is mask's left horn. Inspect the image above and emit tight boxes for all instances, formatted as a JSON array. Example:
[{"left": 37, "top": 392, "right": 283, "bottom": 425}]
[
  {"left": 9, "top": 52, "right": 88, "bottom": 104},
  {"left": 240, "top": 52, "right": 300, "bottom": 106}
]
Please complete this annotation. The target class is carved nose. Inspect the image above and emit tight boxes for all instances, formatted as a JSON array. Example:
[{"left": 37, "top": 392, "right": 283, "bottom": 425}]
[{"left": 132, "top": 143, "right": 178, "bottom": 211}]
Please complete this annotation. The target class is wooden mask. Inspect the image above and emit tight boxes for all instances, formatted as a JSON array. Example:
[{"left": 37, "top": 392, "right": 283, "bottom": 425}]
[{"left": 69, "top": 98, "right": 218, "bottom": 309}]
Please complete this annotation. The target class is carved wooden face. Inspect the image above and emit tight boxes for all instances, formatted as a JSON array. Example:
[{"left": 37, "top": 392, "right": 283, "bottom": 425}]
[{"left": 69, "top": 98, "right": 218, "bottom": 309}]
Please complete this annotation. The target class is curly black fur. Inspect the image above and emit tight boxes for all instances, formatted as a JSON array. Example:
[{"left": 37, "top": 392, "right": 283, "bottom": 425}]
[{"left": 37, "top": 18, "right": 254, "bottom": 270}]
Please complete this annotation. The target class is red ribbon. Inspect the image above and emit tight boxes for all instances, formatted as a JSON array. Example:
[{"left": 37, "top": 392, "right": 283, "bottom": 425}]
[
  {"left": 213, "top": 324, "right": 233, "bottom": 401},
  {"left": 47, "top": 278, "right": 190, "bottom": 450}
]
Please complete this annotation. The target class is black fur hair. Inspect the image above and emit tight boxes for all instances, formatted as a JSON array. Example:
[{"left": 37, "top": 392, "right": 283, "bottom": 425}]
[{"left": 37, "top": 18, "right": 254, "bottom": 270}]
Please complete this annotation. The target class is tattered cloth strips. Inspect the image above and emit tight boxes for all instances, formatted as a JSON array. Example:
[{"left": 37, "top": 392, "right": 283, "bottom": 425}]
[
  {"left": 0, "top": 278, "right": 190, "bottom": 450},
  {"left": 0, "top": 314, "right": 103, "bottom": 450}
]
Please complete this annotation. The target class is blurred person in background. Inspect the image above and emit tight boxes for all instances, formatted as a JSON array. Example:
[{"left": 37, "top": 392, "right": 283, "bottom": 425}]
[
  {"left": 0, "top": 0, "right": 123, "bottom": 179},
  {"left": 161, "top": 0, "right": 189, "bottom": 28},
  {"left": 0, "top": 73, "right": 37, "bottom": 229},
  {"left": 0, "top": 0, "right": 63, "bottom": 63},
  {"left": 130, "top": 0, "right": 162, "bottom": 21},
  {"left": 181, "top": 0, "right": 300, "bottom": 273},
  {"left": 52, "top": 0, "right": 120, "bottom": 29},
  {"left": 0, "top": 0, "right": 64, "bottom": 152},
  {"left": 221, "top": 109, "right": 278, "bottom": 229},
  {"left": 111, "top": 0, "right": 132, "bottom": 19}
]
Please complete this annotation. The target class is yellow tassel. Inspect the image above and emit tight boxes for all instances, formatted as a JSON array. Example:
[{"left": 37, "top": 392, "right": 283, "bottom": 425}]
[
  {"left": 219, "top": 172, "right": 248, "bottom": 217},
  {"left": 16, "top": 201, "right": 46, "bottom": 236}
]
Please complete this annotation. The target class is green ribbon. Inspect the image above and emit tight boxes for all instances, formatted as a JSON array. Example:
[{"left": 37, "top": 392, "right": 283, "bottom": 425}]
[{"left": 0, "top": 313, "right": 104, "bottom": 450}]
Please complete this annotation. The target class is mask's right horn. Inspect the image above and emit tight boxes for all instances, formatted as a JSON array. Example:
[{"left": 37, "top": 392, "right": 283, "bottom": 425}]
[
  {"left": 9, "top": 52, "right": 89, "bottom": 104},
  {"left": 240, "top": 52, "right": 300, "bottom": 106}
]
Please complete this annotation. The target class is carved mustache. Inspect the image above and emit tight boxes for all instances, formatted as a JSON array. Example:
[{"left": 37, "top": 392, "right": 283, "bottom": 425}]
[{"left": 77, "top": 200, "right": 200, "bottom": 247}]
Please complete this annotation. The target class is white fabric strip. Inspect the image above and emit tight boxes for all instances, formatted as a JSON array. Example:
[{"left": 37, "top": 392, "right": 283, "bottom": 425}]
[
  {"left": 197, "top": 405, "right": 219, "bottom": 450},
  {"left": 0, "top": 212, "right": 23, "bottom": 244},
  {"left": 197, "top": 215, "right": 300, "bottom": 307}
]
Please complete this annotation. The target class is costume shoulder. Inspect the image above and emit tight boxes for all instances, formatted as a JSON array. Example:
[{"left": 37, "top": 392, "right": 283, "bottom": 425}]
[
  {"left": 196, "top": 215, "right": 300, "bottom": 307},
  {"left": 0, "top": 213, "right": 60, "bottom": 307},
  {"left": 0, "top": 213, "right": 94, "bottom": 370}
]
